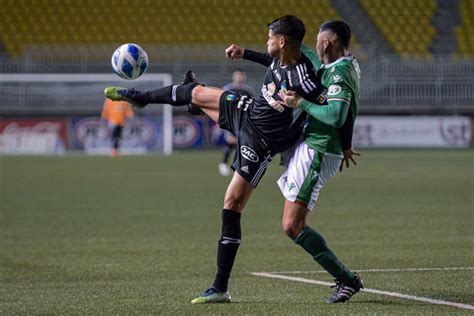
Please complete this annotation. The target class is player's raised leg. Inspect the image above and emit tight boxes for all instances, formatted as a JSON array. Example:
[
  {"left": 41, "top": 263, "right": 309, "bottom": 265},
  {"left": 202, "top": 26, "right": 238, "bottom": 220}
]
[
  {"left": 104, "top": 71, "right": 220, "bottom": 122},
  {"left": 190, "top": 85, "right": 220, "bottom": 122}
]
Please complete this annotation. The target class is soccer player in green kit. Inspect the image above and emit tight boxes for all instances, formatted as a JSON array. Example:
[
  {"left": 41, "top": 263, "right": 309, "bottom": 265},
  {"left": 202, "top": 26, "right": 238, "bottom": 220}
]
[
  {"left": 227, "top": 20, "right": 363, "bottom": 303},
  {"left": 278, "top": 20, "right": 363, "bottom": 303}
]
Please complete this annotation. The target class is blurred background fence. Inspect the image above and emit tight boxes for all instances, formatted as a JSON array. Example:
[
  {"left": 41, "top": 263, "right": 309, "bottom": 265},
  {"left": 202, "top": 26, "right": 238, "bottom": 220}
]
[{"left": 1, "top": 46, "right": 473, "bottom": 115}]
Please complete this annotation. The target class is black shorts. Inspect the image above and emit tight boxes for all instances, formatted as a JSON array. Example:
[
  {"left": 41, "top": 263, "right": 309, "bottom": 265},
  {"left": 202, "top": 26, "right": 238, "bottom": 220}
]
[{"left": 218, "top": 92, "right": 273, "bottom": 188}]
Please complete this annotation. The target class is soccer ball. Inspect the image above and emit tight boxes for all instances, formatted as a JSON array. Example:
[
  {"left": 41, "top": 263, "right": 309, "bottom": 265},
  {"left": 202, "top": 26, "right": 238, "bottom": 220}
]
[{"left": 111, "top": 43, "right": 148, "bottom": 80}]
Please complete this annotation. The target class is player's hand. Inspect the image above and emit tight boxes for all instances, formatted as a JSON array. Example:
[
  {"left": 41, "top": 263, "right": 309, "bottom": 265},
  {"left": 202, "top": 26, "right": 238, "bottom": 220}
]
[
  {"left": 225, "top": 44, "right": 245, "bottom": 59},
  {"left": 278, "top": 90, "right": 302, "bottom": 108},
  {"left": 340, "top": 148, "right": 361, "bottom": 172}
]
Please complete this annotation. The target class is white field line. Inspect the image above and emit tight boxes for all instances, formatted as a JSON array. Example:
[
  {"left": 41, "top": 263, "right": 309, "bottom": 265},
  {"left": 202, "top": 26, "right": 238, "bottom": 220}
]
[
  {"left": 251, "top": 271, "right": 474, "bottom": 311},
  {"left": 264, "top": 266, "right": 474, "bottom": 274}
]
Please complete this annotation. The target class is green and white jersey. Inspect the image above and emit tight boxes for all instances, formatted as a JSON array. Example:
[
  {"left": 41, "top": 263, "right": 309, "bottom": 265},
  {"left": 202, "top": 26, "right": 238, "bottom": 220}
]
[
  {"left": 300, "top": 46, "right": 361, "bottom": 154},
  {"left": 321, "top": 56, "right": 360, "bottom": 119}
]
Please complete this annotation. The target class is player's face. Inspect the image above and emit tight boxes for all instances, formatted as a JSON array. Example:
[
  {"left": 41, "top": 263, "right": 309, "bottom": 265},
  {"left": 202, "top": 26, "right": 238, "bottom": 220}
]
[
  {"left": 267, "top": 30, "right": 282, "bottom": 57},
  {"left": 316, "top": 31, "right": 329, "bottom": 61}
]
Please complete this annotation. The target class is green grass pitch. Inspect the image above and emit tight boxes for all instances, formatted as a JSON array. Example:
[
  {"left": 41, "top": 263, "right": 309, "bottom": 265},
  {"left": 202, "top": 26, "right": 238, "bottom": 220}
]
[{"left": 1, "top": 150, "right": 473, "bottom": 314}]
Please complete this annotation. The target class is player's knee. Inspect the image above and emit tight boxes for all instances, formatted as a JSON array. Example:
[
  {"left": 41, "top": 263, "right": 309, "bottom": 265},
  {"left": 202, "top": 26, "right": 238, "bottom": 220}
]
[
  {"left": 281, "top": 218, "right": 304, "bottom": 240},
  {"left": 223, "top": 196, "right": 245, "bottom": 212},
  {"left": 191, "top": 86, "right": 222, "bottom": 109},
  {"left": 191, "top": 85, "right": 204, "bottom": 97},
  {"left": 191, "top": 85, "right": 208, "bottom": 104}
]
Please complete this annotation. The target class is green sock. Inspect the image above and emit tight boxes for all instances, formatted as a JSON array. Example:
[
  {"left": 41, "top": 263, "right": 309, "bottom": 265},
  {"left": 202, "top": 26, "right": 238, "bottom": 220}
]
[{"left": 294, "top": 226, "right": 355, "bottom": 283}]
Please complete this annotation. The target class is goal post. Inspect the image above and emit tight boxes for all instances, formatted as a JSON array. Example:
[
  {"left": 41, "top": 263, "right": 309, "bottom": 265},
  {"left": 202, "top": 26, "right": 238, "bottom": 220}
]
[{"left": 0, "top": 73, "right": 173, "bottom": 155}]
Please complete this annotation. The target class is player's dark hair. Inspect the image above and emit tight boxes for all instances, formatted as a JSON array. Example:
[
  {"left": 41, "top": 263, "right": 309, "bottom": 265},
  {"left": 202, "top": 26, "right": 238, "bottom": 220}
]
[
  {"left": 267, "top": 15, "right": 305, "bottom": 45},
  {"left": 320, "top": 20, "right": 351, "bottom": 49}
]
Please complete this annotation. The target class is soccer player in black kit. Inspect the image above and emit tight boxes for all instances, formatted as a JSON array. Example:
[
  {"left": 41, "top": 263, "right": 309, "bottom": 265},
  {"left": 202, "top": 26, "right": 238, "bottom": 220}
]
[{"left": 105, "top": 15, "right": 327, "bottom": 303}]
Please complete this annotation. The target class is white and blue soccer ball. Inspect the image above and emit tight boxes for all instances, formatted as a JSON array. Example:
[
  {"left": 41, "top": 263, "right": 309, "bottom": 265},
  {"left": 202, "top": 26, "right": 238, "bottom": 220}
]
[{"left": 111, "top": 43, "right": 148, "bottom": 80}]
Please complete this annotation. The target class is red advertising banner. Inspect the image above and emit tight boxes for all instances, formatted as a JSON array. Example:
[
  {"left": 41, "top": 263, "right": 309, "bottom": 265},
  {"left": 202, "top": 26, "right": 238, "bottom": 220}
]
[{"left": 0, "top": 118, "right": 68, "bottom": 154}]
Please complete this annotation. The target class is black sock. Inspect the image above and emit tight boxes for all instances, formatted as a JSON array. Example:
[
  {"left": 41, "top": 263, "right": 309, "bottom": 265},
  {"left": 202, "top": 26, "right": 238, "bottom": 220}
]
[
  {"left": 212, "top": 209, "right": 241, "bottom": 292},
  {"left": 113, "top": 138, "right": 120, "bottom": 149},
  {"left": 135, "top": 82, "right": 198, "bottom": 106}
]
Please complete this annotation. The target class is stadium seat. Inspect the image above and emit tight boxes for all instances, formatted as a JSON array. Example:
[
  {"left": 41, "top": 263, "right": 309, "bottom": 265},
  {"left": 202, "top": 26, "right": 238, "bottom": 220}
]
[
  {"left": 0, "top": 0, "right": 362, "bottom": 58},
  {"left": 456, "top": 0, "right": 474, "bottom": 57},
  {"left": 360, "top": 0, "right": 437, "bottom": 58}
]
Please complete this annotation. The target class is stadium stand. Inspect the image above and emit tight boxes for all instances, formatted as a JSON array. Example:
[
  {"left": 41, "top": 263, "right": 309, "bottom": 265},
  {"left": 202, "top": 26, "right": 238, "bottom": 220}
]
[
  {"left": 456, "top": 0, "right": 474, "bottom": 57},
  {"left": 360, "top": 0, "right": 437, "bottom": 58},
  {"left": 0, "top": 0, "right": 473, "bottom": 115},
  {"left": 0, "top": 0, "right": 472, "bottom": 59},
  {"left": 0, "top": 0, "right": 360, "bottom": 58},
  {"left": 430, "top": 0, "right": 461, "bottom": 56},
  {"left": 331, "top": 0, "right": 393, "bottom": 58}
]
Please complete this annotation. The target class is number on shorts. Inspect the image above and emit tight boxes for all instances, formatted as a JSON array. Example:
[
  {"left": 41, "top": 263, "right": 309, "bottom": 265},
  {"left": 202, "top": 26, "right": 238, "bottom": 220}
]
[{"left": 237, "top": 95, "right": 252, "bottom": 111}]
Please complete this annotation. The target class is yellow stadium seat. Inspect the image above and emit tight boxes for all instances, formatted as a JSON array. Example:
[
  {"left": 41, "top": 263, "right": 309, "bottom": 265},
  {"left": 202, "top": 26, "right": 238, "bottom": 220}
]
[
  {"left": 360, "top": 0, "right": 436, "bottom": 57},
  {"left": 0, "top": 0, "right": 364, "bottom": 58},
  {"left": 456, "top": 0, "right": 474, "bottom": 56}
]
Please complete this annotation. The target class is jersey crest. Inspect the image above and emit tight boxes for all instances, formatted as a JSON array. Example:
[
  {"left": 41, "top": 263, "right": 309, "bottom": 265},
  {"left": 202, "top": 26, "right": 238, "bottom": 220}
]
[{"left": 327, "top": 85, "right": 342, "bottom": 96}]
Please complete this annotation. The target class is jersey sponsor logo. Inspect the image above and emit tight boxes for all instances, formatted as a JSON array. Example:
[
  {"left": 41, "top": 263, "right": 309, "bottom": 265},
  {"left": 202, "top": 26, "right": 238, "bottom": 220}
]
[
  {"left": 269, "top": 101, "right": 285, "bottom": 112},
  {"left": 267, "top": 82, "right": 276, "bottom": 96},
  {"left": 262, "top": 84, "right": 281, "bottom": 111},
  {"left": 333, "top": 74, "right": 342, "bottom": 83},
  {"left": 327, "top": 84, "right": 342, "bottom": 96},
  {"left": 241, "top": 165, "right": 249, "bottom": 173},
  {"left": 240, "top": 145, "right": 259, "bottom": 162}
]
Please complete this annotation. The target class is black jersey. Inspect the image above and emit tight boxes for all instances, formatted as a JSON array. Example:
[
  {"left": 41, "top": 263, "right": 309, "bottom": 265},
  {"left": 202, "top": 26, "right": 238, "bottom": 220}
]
[{"left": 246, "top": 54, "right": 326, "bottom": 151}]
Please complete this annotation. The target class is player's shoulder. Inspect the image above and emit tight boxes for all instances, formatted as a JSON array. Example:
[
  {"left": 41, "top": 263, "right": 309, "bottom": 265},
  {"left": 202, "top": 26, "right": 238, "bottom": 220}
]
[
  {"left": 326, "top": 56, "right": 355, "bottom": 73},
  {"left": 270, "top": 57, "right": 280, "bottom": 70},
  {"left": 324, "top": 56, "right": 359, "bottom": 82},
  {"left": 299, "top": 53, "right": 315, "bottom": 68},
  {"left": 289, "top": 54, "right": 317, "bottom": 77}
]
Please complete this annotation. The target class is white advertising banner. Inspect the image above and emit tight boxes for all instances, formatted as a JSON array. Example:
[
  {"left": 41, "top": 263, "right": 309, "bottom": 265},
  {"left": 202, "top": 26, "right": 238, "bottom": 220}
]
[
  {"left": 353, "top": 116, "right": 471, "bottom": 148},
  {"left": 0, "top": 119, "right": 67, "bottom": 154}
]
